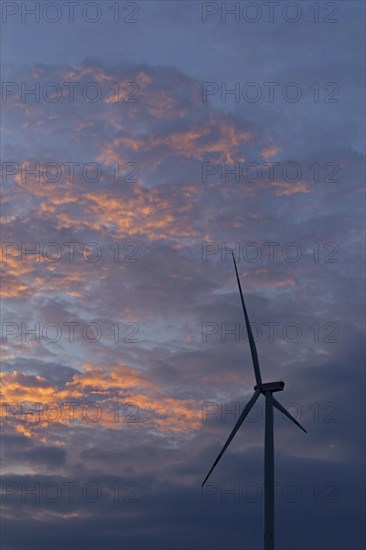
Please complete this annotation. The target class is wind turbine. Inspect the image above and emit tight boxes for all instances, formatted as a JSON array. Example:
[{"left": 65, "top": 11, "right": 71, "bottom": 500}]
[{"left": 202, "top": 252, "right": 307, "bottom": 550}]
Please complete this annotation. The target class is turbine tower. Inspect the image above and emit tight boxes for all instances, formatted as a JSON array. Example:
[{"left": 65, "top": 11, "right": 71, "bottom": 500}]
[{"left": 202, "top": 252, "right": 307, "bottom": 550}]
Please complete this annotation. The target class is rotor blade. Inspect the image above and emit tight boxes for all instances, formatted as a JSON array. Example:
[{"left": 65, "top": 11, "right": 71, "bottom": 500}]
[
  {"left": 202, "top": 389, "right": 261, "bottom": 487},
  {"left": 272, "top": 397, "right": 307, "bottom": 433},
  {"left": 231, "top": 252, "right": 262, "bottom": 386}
]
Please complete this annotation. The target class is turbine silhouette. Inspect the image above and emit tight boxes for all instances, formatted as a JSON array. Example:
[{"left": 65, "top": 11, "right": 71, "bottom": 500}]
[{"left": 202, "top": 252, "right": 307, "bottom": 550}]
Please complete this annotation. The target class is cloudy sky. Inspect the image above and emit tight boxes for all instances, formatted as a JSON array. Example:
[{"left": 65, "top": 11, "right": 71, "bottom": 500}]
[{"left": 1, "top": 1, "right": 365, "bottom": 549}]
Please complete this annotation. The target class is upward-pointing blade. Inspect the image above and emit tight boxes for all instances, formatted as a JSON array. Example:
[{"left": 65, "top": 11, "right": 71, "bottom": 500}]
[
  {"left": 202, "top": 389, "right": 261, "bottom": 487},
  {"left": 231, "top": 253, "right": 262, "bottom": 386},
  {"left": 272, "top": 397, "right": 307, "bottom": 433}
]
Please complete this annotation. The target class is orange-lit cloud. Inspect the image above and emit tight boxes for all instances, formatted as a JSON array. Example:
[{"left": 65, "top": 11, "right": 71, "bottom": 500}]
[
  {"left": 1, "top": 363, "right": 203, "bottom": 437},
  {"left": 260, "top": 145, "right": 279, "bottom": 159},
  {"left": 271, "top": 180, "right": 309, "bottom": 196}
]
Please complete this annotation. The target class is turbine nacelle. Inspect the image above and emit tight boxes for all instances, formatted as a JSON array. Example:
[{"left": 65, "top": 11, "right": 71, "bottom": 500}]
[{"left": 255, "top": 381, "right": 285, "bottom": 394}]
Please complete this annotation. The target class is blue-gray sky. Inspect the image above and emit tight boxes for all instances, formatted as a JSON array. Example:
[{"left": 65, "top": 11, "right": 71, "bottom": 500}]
[{"left": 1, "top": 1, "right": 365, "bottom": 549}]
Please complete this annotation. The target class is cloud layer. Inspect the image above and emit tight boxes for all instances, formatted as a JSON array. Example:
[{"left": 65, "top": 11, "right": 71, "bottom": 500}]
[{"left": 1, "top": 2, "right": 365, "bottom": 549}]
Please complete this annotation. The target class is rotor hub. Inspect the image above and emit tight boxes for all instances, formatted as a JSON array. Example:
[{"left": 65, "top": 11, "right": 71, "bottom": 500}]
[{"left": 254, "top": 381, "right": 285, "bottom": 393}]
